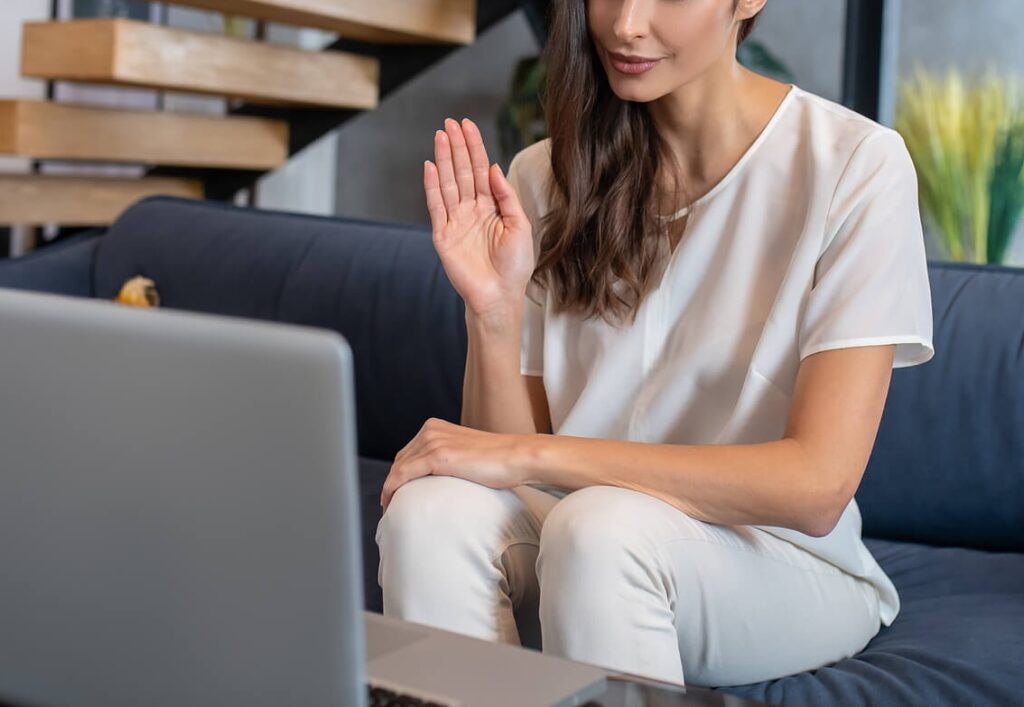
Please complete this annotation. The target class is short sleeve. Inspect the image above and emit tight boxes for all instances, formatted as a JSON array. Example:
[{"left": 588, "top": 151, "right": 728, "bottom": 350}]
[
  {"left": 505, "top": 148, "right": 547, "bottom": 377},
  {"left": 798, "top": 129, "right": 935, "bottom": 368}
]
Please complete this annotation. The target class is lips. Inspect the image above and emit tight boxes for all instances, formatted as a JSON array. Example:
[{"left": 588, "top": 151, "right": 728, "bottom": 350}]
[
  {"left": 608, "top": 51, "right": 662, "bottom": 76},
  {"left": 609, "top": 51, "right": 661, "bottom": 63}
]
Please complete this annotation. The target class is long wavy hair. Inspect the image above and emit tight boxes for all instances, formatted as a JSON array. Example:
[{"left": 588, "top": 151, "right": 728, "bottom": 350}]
[{"left": 530, "top": 0, "right": 762, "bottom": 327}]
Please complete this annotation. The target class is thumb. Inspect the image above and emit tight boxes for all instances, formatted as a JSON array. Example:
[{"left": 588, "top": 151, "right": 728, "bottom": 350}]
[{"left": 490, "top": 163, "right": 527, "bottom": 224}]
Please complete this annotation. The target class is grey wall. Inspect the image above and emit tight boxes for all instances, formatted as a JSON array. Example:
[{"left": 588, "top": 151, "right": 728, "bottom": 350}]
[
  {"left": 755, "top": 0, "right": 846, "bottom": 102},
  {"left": 899, "top": 0, "right": 1024, "bottom": 77},
  {"left": 333, "top": 10, "right": 539, "bottom": 225}
]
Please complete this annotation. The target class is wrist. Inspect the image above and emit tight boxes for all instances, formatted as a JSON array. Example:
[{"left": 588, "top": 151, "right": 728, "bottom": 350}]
[
  {"left": 513, "top": 432, "right": 551, "bottom": 487},
  {"left": 465, "top": 305, "right": 521, "bottom": 338}
]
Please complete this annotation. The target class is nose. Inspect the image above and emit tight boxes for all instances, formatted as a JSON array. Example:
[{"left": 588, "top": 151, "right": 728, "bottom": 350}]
[{"left": 612, "top": 0, "right": 651, "bottom": 42}]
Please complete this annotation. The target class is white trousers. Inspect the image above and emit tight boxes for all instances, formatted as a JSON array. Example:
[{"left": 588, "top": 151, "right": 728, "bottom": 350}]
[{"left": 375, "top": 475, "right": 882, "bottom": 688}]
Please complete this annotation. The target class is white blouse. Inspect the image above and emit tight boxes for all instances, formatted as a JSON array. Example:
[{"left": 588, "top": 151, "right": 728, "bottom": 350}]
[{"left": 505, "top": 83, "right": 935, "bottom": 627}]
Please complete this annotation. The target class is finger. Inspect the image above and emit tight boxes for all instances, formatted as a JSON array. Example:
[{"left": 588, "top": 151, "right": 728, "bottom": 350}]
[
  {"left": 381, "top": 464, "right": 422, "bottom": 511},
  {"left": 490, "top": 163, "right": 528, "bottom": 225},
  {"left": 434, "top": 129, "right": 459, "bottom": 215},
  {"left": 380, "top": 466, "right": 400, "bottom": 508},
  {"left": 461, "top": 118, "right": 494, "bottom": 205},
  {"left": 444, "top": 117, "right": 475, "bottom": 202},
  {"left": 423, "top": 160, "right": 447, "bottom": 234}
]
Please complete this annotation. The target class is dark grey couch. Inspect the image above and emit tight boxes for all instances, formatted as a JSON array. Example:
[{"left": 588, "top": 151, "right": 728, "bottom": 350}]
[{"left": 1, "top": 196, "right": 1021, "bottom": 706}]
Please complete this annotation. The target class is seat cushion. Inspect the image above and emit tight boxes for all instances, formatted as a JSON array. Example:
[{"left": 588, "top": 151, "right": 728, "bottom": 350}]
[{"left": 716, "top": 538, "right": 1024, "bottom": 705}]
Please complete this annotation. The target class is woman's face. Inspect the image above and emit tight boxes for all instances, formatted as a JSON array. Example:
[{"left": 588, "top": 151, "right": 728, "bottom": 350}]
[{"left": 587, "top": 0, "right": 741, "bottom": 101}]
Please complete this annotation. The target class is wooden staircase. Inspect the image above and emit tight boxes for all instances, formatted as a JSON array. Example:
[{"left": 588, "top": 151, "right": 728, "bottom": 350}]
[
  {"left": 21, "top": 19, "right": 379, "bottom": 109},
  {"left": 0, "top": 99, "right": 287, "bottom": 169},
  {"left": 160, "top": 0, "right": 478, "bottom": 45},
  {"left": 0, "top": 173, "right": 202, "bottom": 226},
  {"left": 0, "top": 0, "right": 523, "bottom": 234}
]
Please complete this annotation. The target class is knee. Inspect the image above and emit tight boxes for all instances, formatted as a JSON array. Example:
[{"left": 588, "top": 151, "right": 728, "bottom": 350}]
[
  {"left": 537, "top": 485, "right": 715, "bottom": 574},
  {"left": 375, "top": 475, "right": 510, "bottom": 551},
  {"left": 538, "top": 485, "right": 668, "bottom": 564}
]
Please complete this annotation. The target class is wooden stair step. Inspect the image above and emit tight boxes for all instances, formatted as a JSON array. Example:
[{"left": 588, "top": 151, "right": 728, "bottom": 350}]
[
  {"left": 0, "top": 99, "right": 288, "bottom": 170},
  {"left": 0, "top": 173, "right": 202, "bottom": 226},
  {"left": 162, "top": 0, "right": 476, "bottom": 45},
  {"left": 21, "top": 19, "right": 379, "bottom": 109}
]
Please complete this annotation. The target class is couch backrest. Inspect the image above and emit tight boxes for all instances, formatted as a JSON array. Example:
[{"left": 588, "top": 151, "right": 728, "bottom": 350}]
[
  {"left": 0, "top": 230, "right": 100, "bottom": 296},
  {"left": 94, "top": 196, "right": 467, "bottom": 463},
  {"left": 95, "top": 197, "right": 1023, "bottom": 552},
  {"left": 857, "top": 261, "right": 1024, "bottom": 551}
]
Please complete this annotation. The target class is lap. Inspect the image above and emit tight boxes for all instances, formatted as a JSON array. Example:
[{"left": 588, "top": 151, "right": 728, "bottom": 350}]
[
  {"left": 539, "top": 485, "right": 882, "bottom": 686},
  {"left": 380, "top": 478, "right": 881, "bottom": 684},
  {"left": 665, "top": 532, "right": 880, "bottom": 685}
]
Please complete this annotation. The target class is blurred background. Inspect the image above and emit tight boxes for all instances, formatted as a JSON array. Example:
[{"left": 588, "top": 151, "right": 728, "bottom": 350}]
[{"left": 2, "top": 0, "right": 1023, "bottom": 266}]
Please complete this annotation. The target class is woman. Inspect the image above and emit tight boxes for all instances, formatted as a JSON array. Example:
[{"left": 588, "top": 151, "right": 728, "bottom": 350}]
[{"left": 375, "top": 0, "right": 935, "bottom": 689}]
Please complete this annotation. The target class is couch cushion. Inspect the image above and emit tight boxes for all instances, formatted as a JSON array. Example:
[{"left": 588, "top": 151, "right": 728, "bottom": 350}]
[
  {"left": 716, "top": 538, "right": 1024, "bottom": 705},
  {"left": 856, "top": 261, "right": 1024, "bottom": 552},
  {"left": 94, "top": 196, "right": 467, "bottom": 462},
  {"left": 0, "top": 231, "right": 101, "bottom": 297}
]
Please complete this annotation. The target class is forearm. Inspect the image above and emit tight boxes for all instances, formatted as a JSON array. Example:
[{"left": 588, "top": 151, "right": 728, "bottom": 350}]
[
  {"left": 460, "top": 307, "right": 537, "bottom": 435},
  {"left": 519, "top": 435, "right": 843, "bottom": 536}
]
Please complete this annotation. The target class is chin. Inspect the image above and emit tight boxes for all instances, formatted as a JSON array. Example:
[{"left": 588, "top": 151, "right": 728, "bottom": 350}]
[{"left": 607, "top": 80, "right": 658, "bottom": 103}]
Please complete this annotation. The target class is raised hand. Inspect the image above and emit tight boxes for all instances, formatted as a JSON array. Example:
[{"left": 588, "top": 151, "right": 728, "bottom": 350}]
[{"left": 424, "top": 117, "right": 535, "bottom": 320}]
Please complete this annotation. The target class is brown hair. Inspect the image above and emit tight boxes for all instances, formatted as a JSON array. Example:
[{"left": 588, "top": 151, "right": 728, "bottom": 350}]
[{"left": 530, "top": 1, "right": 762, "bottom": 326}]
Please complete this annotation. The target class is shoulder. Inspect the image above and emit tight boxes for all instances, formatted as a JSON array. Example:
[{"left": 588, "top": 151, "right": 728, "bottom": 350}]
[
  {"left": 509, "top": 136, "right": 552, "bottom": 172},
  {"left": 786, "top": 89, "right": 916, "bottom": 221},
  {"left": 507, "top": 137, "right": 553, "bottom": 192},
  {"left": 788, "top": 86, "right": 911, "bottom": 170}
]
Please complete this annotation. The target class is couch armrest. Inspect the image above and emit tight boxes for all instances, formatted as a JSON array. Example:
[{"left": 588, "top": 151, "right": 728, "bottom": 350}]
[{"left": 0, "top": 231, "right": 101, "bottom": 297}]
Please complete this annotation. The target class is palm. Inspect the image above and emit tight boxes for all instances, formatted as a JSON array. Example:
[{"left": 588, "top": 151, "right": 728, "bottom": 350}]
[{"left": 424, "top": 118, "right": 535, "bottom": 317}]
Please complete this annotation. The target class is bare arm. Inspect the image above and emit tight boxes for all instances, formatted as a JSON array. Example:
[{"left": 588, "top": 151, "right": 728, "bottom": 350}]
[
  {"left": 423, "top": 116, "right": 551, "bottom": 436},
  {"left": 460, "top": 307, "right": 552, "bottom": 435},
  {"left": 515, "top": 344, "right": 896, "bottom": 536}
]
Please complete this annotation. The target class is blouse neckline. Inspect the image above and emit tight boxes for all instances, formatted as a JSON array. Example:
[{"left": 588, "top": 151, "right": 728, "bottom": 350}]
[{"left": 658, "top": 83, "right": 800, "bottom": 223}]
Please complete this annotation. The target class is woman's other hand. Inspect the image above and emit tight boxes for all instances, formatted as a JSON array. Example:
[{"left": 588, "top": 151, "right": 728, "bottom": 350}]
[
  {"left": 424, "top": 117, "right": 535, "bottom": 320},
  {"left": 379, "top": 418, "right": 532, "bottom": 513}
]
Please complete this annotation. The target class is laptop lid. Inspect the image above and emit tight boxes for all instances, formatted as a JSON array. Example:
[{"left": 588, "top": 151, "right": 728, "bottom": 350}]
[{"left": 0, "top": 287, "right": 366, "bottom": 707}]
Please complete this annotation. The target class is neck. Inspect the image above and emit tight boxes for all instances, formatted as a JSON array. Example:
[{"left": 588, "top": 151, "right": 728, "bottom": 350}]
[{"left": 649, "top": 63, "right": 789, "bottom": 213}]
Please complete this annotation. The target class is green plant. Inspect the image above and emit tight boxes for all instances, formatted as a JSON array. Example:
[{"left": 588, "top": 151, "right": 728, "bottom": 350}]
[
  {"left": 988, "top": 114, "right": 1024, "bottom": 264},
  {"left": 497, "top": 56, "right": 548, "bottom": 166},
  {"left": 895, "top": 65, "right": 1024, "bottom": 265}
]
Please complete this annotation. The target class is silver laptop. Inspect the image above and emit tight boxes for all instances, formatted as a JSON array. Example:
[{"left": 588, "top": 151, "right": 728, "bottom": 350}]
[{"left": 0, "top": 287, "right": 608, "bottom": 707}]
